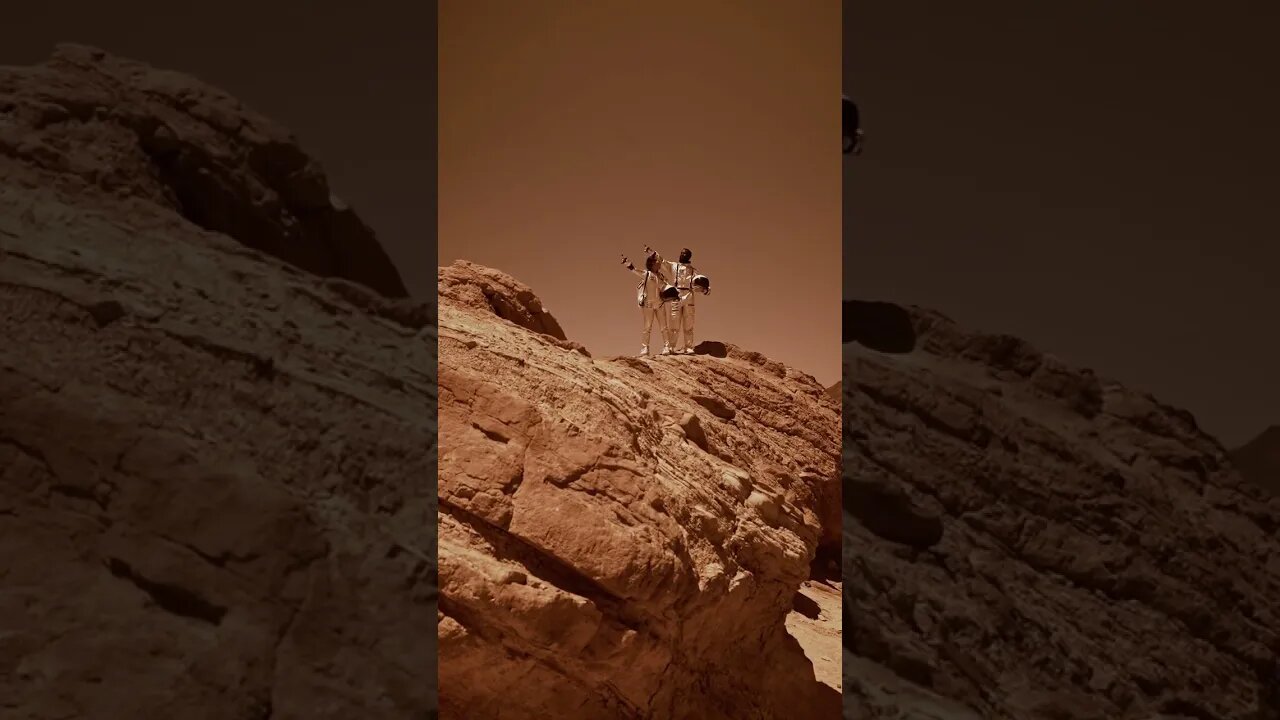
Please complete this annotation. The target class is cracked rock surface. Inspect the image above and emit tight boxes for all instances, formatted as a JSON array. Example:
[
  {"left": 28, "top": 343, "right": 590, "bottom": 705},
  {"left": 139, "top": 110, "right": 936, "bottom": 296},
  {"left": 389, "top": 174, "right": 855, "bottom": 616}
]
[
  {"left": 841, "top": 305, "right": 1280, "bottom": 720},
  {"left": 1, "top": 46, "right": 435, "bottom": 718},
  {"left": 438, "top": 261, "right": 841, "bottom": 719}
]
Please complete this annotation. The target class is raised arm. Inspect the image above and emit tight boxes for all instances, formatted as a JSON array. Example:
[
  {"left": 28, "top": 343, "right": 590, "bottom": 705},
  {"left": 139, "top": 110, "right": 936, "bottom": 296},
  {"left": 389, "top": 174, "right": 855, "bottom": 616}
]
[
  {"left": 620, "top": 254, "right": 645, "bottom": 277},
  {"left": 644, "top": 245, "right": 665, "bottom": 266}
]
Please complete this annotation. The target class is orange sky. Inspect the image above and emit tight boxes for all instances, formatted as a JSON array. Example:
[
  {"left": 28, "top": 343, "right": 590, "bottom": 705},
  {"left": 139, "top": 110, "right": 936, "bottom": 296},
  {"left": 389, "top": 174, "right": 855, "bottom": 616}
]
[{"left": 439, "top": 0, "right": 841, "bottom": 386}]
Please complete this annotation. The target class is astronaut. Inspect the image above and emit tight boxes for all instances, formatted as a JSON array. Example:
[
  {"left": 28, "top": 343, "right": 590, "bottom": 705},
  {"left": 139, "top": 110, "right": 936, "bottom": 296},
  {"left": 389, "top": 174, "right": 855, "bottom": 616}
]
[
  {"left": 645, "top": 245, "right": 708, "bottom": 354},
  {"left": 621, "top": 251, "right": 673, "bottom": 356}
]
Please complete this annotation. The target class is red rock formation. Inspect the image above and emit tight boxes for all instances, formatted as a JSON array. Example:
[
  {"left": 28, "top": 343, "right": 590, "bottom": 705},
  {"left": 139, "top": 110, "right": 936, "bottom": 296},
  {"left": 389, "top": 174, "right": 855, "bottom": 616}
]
[
  {"left": 0, "top": 43, "right": 407, "bottom": 298},
  {"left": 1, "top": 47, "right": 434, "bottom": 718},
  {"left": 842, "top": 303, "right": 1280, "bottom": 720},
  {"left": 438, "top": 262, "right": 841, "bottom": 719},
  {"left": 439, "top": 259, "right": 568, "bottom": 341}
]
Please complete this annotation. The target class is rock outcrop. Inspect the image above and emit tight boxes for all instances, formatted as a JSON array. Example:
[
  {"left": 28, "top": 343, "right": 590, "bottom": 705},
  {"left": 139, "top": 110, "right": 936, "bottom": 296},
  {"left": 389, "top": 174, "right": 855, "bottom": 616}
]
[
  {"left": 1233, "top": 426, "right": 1280, "bottom": 497},
  {"left": 439, "top": 260, "right": 568, "bottom": 342},
  {"left": 0, "top": 43, "right": 408, "bottom": 298},
  {"left": 1, "top": 47, "right": 435, "bottom": 718},
  {"left": 437, "top": 262, "right": 841, "bottom": 719},
  {"left": 841, "top": 303, "right": 1280, "bottom": 719}
]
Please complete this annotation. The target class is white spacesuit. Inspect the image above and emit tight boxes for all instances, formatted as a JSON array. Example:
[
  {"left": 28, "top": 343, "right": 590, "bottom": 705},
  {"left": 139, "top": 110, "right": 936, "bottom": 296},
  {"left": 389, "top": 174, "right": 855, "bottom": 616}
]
[
  {"left": 646, "top": 246, "right": 705, "bottom": 354},
  {"left": 621, "top": 252, "right": 671, "bottom": 356}
]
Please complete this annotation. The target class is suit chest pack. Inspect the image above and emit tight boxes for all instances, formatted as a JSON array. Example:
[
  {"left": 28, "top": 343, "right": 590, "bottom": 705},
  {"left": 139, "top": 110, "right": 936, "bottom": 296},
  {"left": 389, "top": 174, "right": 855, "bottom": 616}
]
[{"left": 666, "top": 262, "right": 695, "bottom": 302}]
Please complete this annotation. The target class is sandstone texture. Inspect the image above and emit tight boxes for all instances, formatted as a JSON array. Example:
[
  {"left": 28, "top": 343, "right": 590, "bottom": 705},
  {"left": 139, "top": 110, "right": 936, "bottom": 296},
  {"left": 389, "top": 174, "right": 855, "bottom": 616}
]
[
  {"left": 841, "top": 303, "right": 1280, "bottom": 719},
  {"left": 1, "top": 46, "right": 435, "bottom": 718},
  {"left": 437, "top": 260, "right": 841, "bottom": 719}
]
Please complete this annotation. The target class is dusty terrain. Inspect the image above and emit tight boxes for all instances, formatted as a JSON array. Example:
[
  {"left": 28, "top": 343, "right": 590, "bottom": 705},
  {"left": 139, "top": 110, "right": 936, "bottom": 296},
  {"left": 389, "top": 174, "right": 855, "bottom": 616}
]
[
  {"left": 437, "top": 260, "right": 842, "bottom": 719},
  {"left": 840, "top": 302, "right": 1280, "bottom": 719},
  {"left": 0, "top": 45, "right": 436, "bottom": 718}
]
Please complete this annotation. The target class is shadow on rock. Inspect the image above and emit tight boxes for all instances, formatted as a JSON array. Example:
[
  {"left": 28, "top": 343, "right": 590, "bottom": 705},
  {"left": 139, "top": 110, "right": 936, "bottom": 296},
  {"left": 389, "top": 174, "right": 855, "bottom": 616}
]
[
  {"left": 694, "top": 340, "right": 729, "bottom": 358},
  {"left": 792, "top": 590, "right": 822, "bottom": 620},
  {"left": 843, "top": 300, "right": 916, "bottom": 353},
  {"left": 844, "top": 474, "right": 943, "bottom": 550}
]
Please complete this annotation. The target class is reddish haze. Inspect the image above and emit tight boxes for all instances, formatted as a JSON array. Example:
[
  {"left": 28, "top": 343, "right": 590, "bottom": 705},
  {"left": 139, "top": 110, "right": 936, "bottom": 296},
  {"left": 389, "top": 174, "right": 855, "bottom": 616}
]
[{"left": 440, "top": 1, "right": 841, "bottom": 385}]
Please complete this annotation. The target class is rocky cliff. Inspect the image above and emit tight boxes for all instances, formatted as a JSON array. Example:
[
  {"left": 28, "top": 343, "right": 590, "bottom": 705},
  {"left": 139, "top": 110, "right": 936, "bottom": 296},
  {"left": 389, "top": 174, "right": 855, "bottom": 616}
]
[
  {"left": 1, "top": 43, "right": 407, "bottom": 298},
  {"left": 437, "top": 260, "right": 842, "bottom": 719},
  {"left": 841, "top": 304, "right": 1280, "bottom": 720},
  {"left": 0, "top": 46, "right": 435, "bottom": 718}
]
